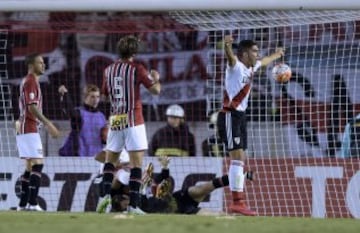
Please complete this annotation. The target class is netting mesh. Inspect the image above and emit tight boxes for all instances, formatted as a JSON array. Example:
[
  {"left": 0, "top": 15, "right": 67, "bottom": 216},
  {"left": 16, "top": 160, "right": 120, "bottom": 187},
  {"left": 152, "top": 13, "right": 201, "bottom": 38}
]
[
  {"left": 172, "top": 10, "right": 360, "bottom": 218},
  {"left": 0, "top": 11, "right": 359, "bottom": 217},
  {"left": 171, "top": 10, "right": 360, "bottom": 30}
]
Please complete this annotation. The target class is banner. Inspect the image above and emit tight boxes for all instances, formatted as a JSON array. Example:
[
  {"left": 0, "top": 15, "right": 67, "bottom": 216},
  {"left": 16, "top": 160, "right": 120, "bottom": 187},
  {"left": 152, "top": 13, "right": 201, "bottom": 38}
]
[
  {"left": 1, "top": 157, "right": 359, "bottom": 218},
  {"left": 80, "top": 48, "right": 209, "bottom": 104},
  {"left": 0, "top": 157, "right": 223, "bottom": 212}
]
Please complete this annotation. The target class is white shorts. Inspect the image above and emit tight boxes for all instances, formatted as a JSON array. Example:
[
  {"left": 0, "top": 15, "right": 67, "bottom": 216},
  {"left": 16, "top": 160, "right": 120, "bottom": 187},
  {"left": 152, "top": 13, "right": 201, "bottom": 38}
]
[
  {"left": 116, "top": 169, "right": 130, "bottom": 185},
  {"left": 105, "top": 124, "right": 148, "bottom": 153},
  {"left": 16, "top": 133, "right": 43, "bottom": 159}
]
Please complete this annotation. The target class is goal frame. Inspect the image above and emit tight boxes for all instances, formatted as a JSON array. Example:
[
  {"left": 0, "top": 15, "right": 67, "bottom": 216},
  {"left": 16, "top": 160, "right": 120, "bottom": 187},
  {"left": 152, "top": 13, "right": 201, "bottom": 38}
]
[{"left": 0, "top": 0, "right": 360, "bottom": 11}]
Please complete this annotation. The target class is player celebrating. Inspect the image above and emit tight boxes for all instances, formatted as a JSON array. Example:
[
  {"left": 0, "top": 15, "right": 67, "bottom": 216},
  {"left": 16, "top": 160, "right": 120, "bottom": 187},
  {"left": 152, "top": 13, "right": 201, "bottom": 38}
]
[
  {"left": 99, "top": 35, "right": 161, "bottom": 214},
  {"left": 216, "top": 35, "right": 284, "bottom": 216},
  {"left": 16, "top": 53, "right": 60, "bottom": 211}
]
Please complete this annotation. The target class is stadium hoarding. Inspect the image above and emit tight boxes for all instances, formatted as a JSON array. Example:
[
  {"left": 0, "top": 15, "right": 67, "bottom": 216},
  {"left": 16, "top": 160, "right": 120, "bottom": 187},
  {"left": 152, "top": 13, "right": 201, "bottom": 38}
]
[{"left": 0, "top": 157, "right": 359, "bottom": 218}]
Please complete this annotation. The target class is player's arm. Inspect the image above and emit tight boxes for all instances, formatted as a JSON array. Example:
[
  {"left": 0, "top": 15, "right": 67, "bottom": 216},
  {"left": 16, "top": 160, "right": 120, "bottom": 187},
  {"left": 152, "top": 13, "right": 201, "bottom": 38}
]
[
  {"left": 100, "top": 71, "right": 110, "bottom": 102},
  {"left": 148, "top": 70, "right": 161, "bottom": 95},
  {"left": 154, "top": 156, "right": 170, "bottom": 184},
  {"left": 260, "top": 48, "right": 284, "bottom": 66},
  {"left": 94, "top": 150, "right": 106, "bottom": 163},
  {"left": 58, "top": 85, "right": 73, "bottom": 117},
  {"left": 28, "top": 104, "right": 60, "bottom": 138},
  {"left": 224, "top": 35, "right": 237, "bottom": 67}
]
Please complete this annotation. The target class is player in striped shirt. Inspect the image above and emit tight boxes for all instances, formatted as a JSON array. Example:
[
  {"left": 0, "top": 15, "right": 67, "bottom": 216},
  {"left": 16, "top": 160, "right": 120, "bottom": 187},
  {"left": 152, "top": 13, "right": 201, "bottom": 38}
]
[
  {"left": 16, "top": 53, "right": 60, "bottom": 211},
  {"left": 217, "top": 35, "right": 284, "bottom": 216},
  {"left": 98, "top": 35, "right": 161, "bottom": 214}
]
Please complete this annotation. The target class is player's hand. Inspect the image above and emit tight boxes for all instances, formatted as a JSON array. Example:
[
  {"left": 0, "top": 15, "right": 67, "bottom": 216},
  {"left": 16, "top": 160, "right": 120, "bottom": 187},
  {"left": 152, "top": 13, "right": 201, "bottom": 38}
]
[
  {"left": 58, "top": 85, "right": 68, "bottom": 96},
  {"left": 46, "top": 122, "right": 60, "bottom": 138},
  {"left": 158, "top": 155, "right": 170, "bottom": 169},
  {"left": 224, "top": 35, "right": 234, "bottom": 44},
  {"left": 150, "top": 70, "right": 160, "bottom": 83},
  {"left": 275, "top": 47, "right": 285, "bottom": 57},
  {"left": 14, "top": 120, "right": 21, "bottom": 134}
]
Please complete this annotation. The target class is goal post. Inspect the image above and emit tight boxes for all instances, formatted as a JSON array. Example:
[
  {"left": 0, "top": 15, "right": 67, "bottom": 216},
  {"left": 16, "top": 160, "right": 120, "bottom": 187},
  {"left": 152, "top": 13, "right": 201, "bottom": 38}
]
[
  {"left": 1, "top": 8, "right": 360, "bottom": 218},
  {"left": 1, "top": 0, "right": 360, "bottom": 11}
]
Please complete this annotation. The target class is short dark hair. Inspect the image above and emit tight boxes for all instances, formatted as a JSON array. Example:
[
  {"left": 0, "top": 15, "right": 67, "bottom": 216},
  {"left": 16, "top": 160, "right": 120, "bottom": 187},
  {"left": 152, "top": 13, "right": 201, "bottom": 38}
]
[
  {"left": 83, "top": 84, "right": 100, "bottom": 97},
  {"left": 117, "top": 35, "right": 139, "bottom": 59},
  {"left": 237, "top": 40, "right": 257, "bottom": 55},
  {"left": 25, "top": 53, "right": 41, "bottom": 66}
]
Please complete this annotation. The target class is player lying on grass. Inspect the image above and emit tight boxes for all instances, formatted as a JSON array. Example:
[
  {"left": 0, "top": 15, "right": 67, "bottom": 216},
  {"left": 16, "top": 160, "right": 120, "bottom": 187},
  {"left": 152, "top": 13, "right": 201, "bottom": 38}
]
[{"left": 95, "top": 151, "right": 254, "bottom": 215}]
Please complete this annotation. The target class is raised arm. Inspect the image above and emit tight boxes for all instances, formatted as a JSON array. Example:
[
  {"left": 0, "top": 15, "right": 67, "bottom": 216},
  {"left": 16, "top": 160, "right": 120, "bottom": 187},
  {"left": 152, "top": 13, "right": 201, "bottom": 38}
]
[
  {"left": 260, "top": 48, "right": 284, "bottom": 67},
  {"left": 224, "top": 35, "right": 237, "bottom": 67}
]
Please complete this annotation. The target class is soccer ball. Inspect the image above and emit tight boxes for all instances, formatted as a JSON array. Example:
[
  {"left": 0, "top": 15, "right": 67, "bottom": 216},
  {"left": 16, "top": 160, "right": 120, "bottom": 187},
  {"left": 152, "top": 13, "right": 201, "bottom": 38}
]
[{"left": 272, "top": 63, "right": 292, "bottom": 83}]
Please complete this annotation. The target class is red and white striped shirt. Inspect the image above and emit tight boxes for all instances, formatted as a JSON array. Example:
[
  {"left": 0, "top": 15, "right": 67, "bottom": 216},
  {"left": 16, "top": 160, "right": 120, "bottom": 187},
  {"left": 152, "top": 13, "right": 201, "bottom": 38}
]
[
  {"left": 222, "top": 59, "right": 261, "bottom": 112},
  {"left": 102, "top": 60, "right": 156, "bottom": 129},
  {"left": 18, "top": 74, "right": 42, "bottom": 134}
]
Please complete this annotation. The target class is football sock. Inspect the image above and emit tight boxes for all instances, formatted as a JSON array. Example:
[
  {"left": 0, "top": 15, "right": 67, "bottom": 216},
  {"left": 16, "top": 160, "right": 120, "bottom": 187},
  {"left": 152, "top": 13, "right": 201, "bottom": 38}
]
[
  {"left": 212, "top": 175, "right": 229, "bottom": 189},
  {"left": 229, "top": 160, "right": 245, "bottom": 192},
  {"left": 103, "top": 163, "right": 115, "bottom": 195},
  {"left": 19, "top": 171, "right": 31, "bottom": 207},
  {"left": 129, "top": 167, "right": 142, "bottom": 208},
  {"left": 28, "top": 164, "right": 43, "bottom": 205}
]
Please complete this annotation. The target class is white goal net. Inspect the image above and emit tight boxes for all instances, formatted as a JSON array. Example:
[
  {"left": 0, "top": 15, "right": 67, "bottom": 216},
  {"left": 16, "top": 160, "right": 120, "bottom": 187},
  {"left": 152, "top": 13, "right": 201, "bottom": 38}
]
[
  {"left": 171, "top": 10, "right": 360, "bottom": 218},
  {"left": 0, "top": 9, "right": 360, "bottom": 218}
]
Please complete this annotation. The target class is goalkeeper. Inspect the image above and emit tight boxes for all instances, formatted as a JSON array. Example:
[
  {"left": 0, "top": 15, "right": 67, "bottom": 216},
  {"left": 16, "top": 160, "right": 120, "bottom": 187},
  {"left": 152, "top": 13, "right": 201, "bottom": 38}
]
[{"left": 95, "top": 153, "right": 253, "bottom": 214}]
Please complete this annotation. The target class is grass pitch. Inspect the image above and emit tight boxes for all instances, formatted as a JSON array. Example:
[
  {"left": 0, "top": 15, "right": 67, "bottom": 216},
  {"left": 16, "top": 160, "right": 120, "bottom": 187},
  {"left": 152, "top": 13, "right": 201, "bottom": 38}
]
[{"left": 0, "top": 211, "right": 359, "bottom": 233}]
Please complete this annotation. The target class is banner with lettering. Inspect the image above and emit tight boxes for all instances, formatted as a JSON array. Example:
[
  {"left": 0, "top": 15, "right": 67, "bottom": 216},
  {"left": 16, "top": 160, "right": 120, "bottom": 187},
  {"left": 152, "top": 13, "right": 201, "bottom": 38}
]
[{"left": 1, "top": 157, "right": 359, "bottom": 218}]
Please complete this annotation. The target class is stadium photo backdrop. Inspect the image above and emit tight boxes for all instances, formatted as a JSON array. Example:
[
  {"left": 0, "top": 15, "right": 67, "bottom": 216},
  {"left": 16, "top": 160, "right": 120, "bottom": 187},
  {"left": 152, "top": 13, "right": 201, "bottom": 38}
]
[{"left": 0, "top": 10, "right": 360, "bottom": 218}]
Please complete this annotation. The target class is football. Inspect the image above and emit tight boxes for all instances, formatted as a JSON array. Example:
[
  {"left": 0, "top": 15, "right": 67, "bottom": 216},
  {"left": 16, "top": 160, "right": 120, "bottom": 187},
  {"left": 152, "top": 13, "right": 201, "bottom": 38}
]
[{"left": 272, "top": 63, "right": 292, "bottom": 83}]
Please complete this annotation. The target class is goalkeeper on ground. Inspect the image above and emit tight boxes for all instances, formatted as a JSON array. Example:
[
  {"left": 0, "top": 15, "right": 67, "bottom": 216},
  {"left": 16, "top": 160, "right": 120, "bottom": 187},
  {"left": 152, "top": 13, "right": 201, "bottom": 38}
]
[{"left": 95, "top": 153, "right": 253, "bottom": 214}]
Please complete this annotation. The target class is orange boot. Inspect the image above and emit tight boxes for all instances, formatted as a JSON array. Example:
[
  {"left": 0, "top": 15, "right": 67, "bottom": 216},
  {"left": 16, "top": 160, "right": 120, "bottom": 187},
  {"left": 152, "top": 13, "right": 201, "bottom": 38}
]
[{"left": 229, "top": 191, "right": 257, "bottom": 216}]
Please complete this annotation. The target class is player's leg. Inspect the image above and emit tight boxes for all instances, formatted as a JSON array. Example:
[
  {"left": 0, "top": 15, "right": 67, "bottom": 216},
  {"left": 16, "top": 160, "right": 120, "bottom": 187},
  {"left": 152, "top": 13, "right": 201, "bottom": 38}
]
[
  {"left": 217, "top": 111, "right": 256, "bottom": 216},
  {"left": 97, "top": 130, "right": 122, "bottom": 213},
  {"left": 188, "top": 175, "right": 229, "bottom": 203},
  {"left": 127, "top": 150, "right": 145, "bottom": 214},
  {"left": 17, "top": 160, "right": 32, "bottom": 211},
  {"left": 16, "top": 133, "right": 44, "bottom": 211},
  {"left": 27, "top": 158, "right": 44, "bottom": 211},
  {"left": 126, "top": 124, "right": 148, "bottom": 215},
  {"left": 97, "top": 149, "right": 120, "bottom": 213}
]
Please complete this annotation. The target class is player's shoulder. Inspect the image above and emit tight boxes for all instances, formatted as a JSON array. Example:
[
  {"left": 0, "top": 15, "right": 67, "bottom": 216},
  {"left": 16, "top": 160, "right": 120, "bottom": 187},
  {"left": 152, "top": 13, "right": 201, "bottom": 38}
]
[
  {"left": 24, "top": 73, "right": 36, "bottom": 82},
  {"left": 22, "top": 74, "right": 38, "bottom": 87}
]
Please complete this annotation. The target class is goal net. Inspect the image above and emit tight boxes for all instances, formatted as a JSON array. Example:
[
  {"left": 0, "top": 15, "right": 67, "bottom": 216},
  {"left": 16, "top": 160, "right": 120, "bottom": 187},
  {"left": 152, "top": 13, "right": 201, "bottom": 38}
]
[
  {"left": 171, "top": 10, "right": 360, "bottom": 218},
  {"left": 0, "top": 10, "right": 359, "bottom": 218}
]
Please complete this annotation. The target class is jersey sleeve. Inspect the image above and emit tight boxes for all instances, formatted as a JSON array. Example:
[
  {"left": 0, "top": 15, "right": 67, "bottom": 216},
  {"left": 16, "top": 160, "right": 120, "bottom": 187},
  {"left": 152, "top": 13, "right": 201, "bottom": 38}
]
[
  {"left": 24, "top": 77, "right": 40, "bottom": 105},
  {"left": 136, "top": 64, "right": 157, "bottom": 89}
]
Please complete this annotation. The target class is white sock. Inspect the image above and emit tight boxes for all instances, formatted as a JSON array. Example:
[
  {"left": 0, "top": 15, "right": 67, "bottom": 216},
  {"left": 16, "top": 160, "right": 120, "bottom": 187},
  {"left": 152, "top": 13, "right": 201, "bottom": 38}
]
[{"left": 228, "top": 160, "right": 245, "bottom": 192}]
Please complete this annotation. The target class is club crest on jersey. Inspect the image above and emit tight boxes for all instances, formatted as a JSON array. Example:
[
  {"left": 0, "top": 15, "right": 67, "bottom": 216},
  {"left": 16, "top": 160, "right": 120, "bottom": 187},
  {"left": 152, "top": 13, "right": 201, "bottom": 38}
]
[
  {"left": 234, "top": 137, "right": 240, "bottom": 145},
  {"left": 29, "top": 92, "right": 35, "bottom": 100}
]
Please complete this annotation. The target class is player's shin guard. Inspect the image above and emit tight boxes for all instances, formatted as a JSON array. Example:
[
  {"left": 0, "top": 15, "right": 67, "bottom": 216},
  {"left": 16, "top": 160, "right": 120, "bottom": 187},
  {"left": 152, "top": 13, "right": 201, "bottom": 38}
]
[
  {"left": 18, "top": 171, "right": 30, "bottom": 207},
  {"left": 28, "top": 164, "right": 43, "bottom": 205},
  {"left": 103, "top": 163, "right": 115, "bottom": 195},
  {"left": 228, "top": 160, "right": 244, "bottom": 192},
  {"left": 129, "top": 167, "right": 142, "bottom": 208}
]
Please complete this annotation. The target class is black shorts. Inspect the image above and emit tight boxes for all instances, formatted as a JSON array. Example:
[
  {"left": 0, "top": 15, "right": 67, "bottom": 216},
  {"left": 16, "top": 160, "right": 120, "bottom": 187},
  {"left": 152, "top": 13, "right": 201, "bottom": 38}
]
[
  {"left": 173, "top": 189, "right": 200, "bottom": 215},
  {"left": 217, "top": 111, "right": 247, "bottom": 151}
]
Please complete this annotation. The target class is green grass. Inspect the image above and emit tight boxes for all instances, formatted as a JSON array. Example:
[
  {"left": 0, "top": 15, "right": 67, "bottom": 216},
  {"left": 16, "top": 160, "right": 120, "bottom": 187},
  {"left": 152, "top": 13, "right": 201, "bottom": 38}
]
[{"left": 0, "top": 211, "right": 359, "bottom": 233}]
